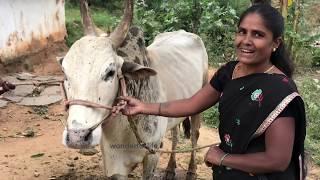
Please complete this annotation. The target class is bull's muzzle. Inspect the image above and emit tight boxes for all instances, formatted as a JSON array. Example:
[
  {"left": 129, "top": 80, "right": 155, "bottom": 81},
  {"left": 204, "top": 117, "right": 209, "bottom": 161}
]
[{"left": 65, "top": 129, "right": 93, "bottom": 149}]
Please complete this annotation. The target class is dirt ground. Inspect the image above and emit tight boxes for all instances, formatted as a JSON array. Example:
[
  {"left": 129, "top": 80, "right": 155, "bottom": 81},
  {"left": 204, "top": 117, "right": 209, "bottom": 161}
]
[{"left": 0, "top": 45, "right": 319, "bottom": 180}]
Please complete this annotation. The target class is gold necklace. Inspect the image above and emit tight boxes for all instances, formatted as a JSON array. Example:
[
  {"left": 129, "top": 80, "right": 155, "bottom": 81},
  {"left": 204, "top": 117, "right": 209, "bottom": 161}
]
[
  {"left": 232, "top": 64, "right": 275, "bottom": 79},
  {"left": 264, "top": 65, "right": 274, "bottom": 73}
]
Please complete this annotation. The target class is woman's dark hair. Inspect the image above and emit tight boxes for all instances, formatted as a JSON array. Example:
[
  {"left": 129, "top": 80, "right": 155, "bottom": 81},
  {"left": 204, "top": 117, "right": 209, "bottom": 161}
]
[{"left": 238, "top": 4, "right": 294, "bottom": 77}]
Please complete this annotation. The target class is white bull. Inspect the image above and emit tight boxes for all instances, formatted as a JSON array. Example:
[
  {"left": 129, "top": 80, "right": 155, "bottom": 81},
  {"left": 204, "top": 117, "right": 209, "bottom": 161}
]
[{"left": 61, "top": 0, "right": 208, "bottom": 179}]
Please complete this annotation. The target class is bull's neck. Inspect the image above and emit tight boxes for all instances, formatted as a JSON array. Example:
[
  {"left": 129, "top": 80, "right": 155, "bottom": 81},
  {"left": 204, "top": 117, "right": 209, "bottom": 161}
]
[
  {"left": 117, "top": 26, "right": 160, "bottom": 110},
  {"left": 126, "top": 59, "right": 159, "bottom": 103}
]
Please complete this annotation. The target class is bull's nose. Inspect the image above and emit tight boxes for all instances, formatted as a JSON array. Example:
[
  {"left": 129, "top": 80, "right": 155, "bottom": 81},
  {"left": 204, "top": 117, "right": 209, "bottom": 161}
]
[{"left": 66, "top": 129, "right": 93, "bottom": 149}]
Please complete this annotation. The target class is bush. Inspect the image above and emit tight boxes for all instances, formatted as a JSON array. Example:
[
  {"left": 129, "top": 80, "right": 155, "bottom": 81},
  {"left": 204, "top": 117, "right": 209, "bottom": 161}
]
[
  {"left": 285, "top": 2, "right": 320, "bottom": 67},
  {"left": 199, "top": 1, "right": 238, "bottom": 65},
  {"left": 311, "top": 48, "right": 320, "bottom": 67},
  {"left": 296, "top": 77, "right": 320, "bottom": 165},
  {"left": 202, "top": 105, "right": 219, "bottom": 128}
]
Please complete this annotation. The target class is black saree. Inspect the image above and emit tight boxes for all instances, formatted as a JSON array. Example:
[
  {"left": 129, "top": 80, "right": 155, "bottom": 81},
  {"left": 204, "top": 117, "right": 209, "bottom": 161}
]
[{"left": 210, "top": 61, "right": 306, "bottom": 180}]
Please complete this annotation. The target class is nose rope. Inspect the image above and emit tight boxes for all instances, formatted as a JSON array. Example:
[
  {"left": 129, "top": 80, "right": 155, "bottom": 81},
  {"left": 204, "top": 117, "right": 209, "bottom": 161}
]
[
  {"left": 65, "top": 100, "right": 113, "bottom": 111},
  {"left": 60, "top": 73, "right": 126, "bottom": 131}
]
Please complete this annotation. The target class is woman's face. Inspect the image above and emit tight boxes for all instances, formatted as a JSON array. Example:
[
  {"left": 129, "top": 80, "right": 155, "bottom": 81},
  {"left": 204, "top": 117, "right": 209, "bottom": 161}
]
[{"left": 235, "top": 13, "right": 279, "bottom": 65}]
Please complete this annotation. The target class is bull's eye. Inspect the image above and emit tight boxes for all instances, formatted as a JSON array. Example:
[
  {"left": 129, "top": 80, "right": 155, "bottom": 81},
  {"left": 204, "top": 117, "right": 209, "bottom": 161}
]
[
  {"left": 103, "top": 70, "right": 115, "bottom": 81},
  {"left": 107, "top": 70, "right": 115, "bottom": 77}
]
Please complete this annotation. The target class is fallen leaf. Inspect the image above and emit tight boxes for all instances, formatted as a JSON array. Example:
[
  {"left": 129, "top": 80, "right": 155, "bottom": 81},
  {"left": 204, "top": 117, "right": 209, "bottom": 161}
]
[
  {"left": 31, "top": 153, "right": 45, "bottom": 158},
  {"left": 22, "top": 130, "right": 35, "bottom": 137},
  {"left": 78, "top": 148, "right": 99, "bottom": 156}
]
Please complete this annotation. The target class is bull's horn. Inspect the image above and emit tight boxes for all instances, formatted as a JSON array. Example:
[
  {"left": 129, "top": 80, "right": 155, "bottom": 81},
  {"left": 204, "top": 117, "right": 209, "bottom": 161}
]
[
  {"left": 80, "top": 0, "right": 98, "bottom": 36},
  {"left": 110, "top": 0, "right": 134, "bottom": 48}
]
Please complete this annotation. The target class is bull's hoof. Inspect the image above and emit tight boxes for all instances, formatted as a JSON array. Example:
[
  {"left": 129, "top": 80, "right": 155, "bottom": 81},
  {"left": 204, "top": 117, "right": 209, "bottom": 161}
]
[
  {"left": 186, "top": 171, "right": 197, "bottom": 180},
  {"left": 110, "top": 174, "right": 127, "bottom": 180},
  {"left": 164, "top": 170, "right": 175, "bottom": 180}
]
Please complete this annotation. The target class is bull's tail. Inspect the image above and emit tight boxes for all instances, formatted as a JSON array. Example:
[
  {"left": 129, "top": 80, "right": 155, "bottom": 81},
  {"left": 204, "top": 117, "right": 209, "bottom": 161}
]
[{"left": 182, "top": 117, "right": 191, "bottom": 139}]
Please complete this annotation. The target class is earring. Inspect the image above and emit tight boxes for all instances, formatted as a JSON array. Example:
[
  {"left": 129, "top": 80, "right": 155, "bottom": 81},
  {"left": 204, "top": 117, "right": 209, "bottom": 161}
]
[{"left": 273, "top": 48, "right": 277, "bottom": 52}]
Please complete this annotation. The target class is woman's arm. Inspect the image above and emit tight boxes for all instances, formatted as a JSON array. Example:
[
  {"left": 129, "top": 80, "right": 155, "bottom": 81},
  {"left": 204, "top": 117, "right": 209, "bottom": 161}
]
[
  {"left": 117, "top": 83, "right": 221, "bottom": 117},
  {"left": 205, "top": 117, "right": 295, "bottom": 173}
]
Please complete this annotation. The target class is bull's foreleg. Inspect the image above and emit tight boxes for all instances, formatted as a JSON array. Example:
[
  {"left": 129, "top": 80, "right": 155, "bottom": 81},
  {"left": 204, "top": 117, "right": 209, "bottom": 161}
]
[
  {"left": 165, "top": 126, "right": 178, "bottom": 180},
  {"left": 186, "top": 114, "right": 200, "bottom": 180},
  {"left": 143, "top": 153, "right": 159, "bottom": 180}
]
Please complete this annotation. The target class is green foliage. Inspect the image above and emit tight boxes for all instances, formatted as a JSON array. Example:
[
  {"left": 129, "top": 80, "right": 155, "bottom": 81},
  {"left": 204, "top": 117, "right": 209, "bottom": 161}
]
[
  {"left": 65, "top": 0, "right": 117, "bottom": 9},
  {"left": 65, "top": 3, "right": 84, "bottom": 47},
  {"left": 229, "top": 0, "right": 251, "bottom": 16},
  {"left": 135, "top": 0, "right": 197, "bottom": 43},
  {"left": 311, "top": 48, "right": 320, "bottom": 67},
  {"left": 285, "top": 28, "right": 320, "bottom": 66},
  {"left": 202, "top": 105, "right": 219, "bottom": 128},
  {"left": 285, "top": 2, "right": 320, "bottom": 67},
  {"left": 65, "top": 21, "right": 83, "bottom": 47},
  {"left": 199, "top": 1, "right": 238, "bottom": 65},
  {"left": 296, "top": 78, "right": 320, "bottom": 165}
]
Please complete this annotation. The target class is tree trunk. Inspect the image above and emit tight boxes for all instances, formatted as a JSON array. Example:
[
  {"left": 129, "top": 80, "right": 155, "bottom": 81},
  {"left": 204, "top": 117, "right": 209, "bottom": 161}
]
[
  {"left": 271, "top": 0, "right": 281, "bottom": 9},
  {"left": 280, "top": 0, "right": 289, "bottom": 21},
  {"left": 293, "top": 0, "right": 301, "bottom": 33},
  {"left": 191, "top": 0, "right": 202, "bottom": 34},
  {"left": 289, "top": 0, "right": 302, "bottom": 55}
]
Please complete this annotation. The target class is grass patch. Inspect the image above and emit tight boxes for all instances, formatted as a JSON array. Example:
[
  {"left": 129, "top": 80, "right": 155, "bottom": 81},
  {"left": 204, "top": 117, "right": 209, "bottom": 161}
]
[{"left": 65, "top": 4, "right": 84, "bottom": 47}]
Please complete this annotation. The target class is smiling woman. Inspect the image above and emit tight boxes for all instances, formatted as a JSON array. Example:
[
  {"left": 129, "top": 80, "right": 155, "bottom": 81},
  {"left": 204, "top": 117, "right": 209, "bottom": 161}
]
[{"left": 204, "top": 4, "right": 307, "bottom": 180}]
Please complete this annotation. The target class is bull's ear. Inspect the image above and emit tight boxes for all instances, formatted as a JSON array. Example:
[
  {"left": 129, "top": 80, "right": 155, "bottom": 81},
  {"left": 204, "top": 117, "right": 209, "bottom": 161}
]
[
  {"left": 56, "top": 56, "right": 64, "bottom": 65},
  {"left": 121, "top": 61, "right": 157, "bottom": 80}
]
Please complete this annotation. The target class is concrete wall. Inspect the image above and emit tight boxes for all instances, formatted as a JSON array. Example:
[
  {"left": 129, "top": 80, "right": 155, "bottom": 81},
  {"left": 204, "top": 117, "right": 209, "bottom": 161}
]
[{"left": 0, "top": 0, "right": 66, "bottom": 63}]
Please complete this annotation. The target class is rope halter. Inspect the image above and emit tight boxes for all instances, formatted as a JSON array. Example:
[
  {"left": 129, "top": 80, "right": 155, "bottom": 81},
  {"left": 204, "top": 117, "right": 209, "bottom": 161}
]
[{"left": 60, "top": 70, "right": 127, "bottom": 131}]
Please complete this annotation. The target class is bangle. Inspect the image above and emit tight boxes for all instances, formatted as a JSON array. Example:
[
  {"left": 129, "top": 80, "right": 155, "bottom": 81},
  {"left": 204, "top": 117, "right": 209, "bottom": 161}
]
[
  {"left": 219, "top": 153, "right": 230, "bottom": 166},
  {"left": 158, "top": 103, "right": 162, "bottom": 116}
]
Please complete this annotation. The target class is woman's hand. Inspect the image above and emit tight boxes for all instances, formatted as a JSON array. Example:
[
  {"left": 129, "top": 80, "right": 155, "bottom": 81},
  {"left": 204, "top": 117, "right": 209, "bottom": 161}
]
[
  {"left": 204, "top": 145, "right": 225, "bottom": 167},
  {"left": 0, "top": 79, "right": 15, "bottom": 95},
  {"left": 112, "top": 96, "right": 145, "bottom": 116}
]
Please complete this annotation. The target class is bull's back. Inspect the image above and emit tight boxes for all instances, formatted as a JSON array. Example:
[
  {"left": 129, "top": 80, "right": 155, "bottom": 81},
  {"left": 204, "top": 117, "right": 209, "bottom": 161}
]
[
  {"left": 147, "top": 30, "right": 208, "bottom": 129},
  {"left": 147, "top": 30, "right": 208, "bottom": 100}
]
